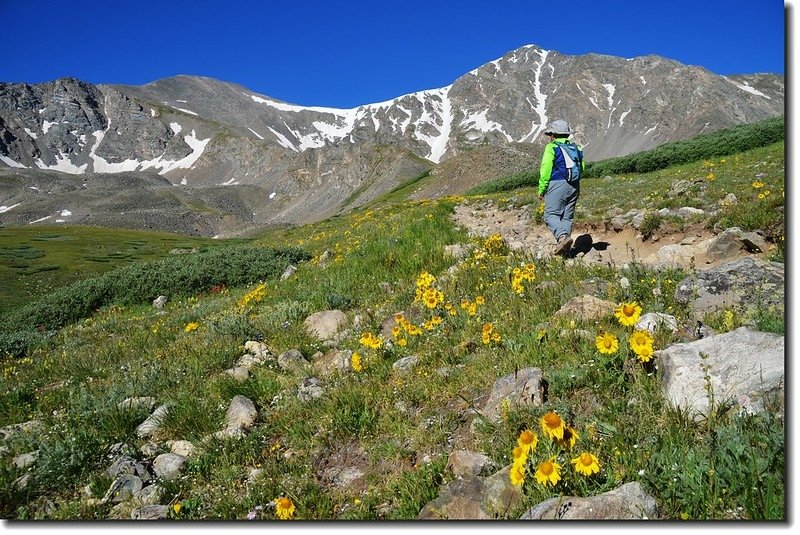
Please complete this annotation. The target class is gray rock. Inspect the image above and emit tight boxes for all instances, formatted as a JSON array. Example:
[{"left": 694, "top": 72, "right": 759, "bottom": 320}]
[
  {"left": 644, "top": 243, "right": 702, "bottom": 269},
  {"left": 224, "top": 395, "right": 258, "bottom": 432},
  {"left": 659, "top": 327, "right": 784, "bottom": 420},
  {"left": 135, "top": 404, "right": 170, "bottom": 438},
  {"left": 447, "top": 451, "right": 496, "bottom": 478},
  {"left": 635, "top": 312, "right": 678, "bottom": 333},
  {"left": 676, "top": 206, "right": 705, "bottom": 218},
  {"left": 418, "top": 466, "right": 523, "bottom": 520},
  {"left": 705, "top": 227, "right": 769, "bottom": 262},
  {"left": 298, "top": 377, "right": 325, "bottom": 402},
  {"left": 167, "top": 440, "right": 195, "bottom": 457},
  {"left": 131, "top": 505, "right": 170, "bottom": 520},
  {"left": 311, "top": 349, "right": 352, "bottom": 377},
  {"left": 277, "top": 348, "right": 307, "bottom": 371},
  {"left": 133, "top": 483, "right": 163, "bottom": 506},
  {"left": 244, "top": 340, "right": 271, "bottom": 358},
  {"left": 479, "top": 367, "right": 545, "bottom": 424},
  {"left": 674, "top": 257, "right": 784, "bottom": 318},
  {"left": 152, "top": 453, "right": 187, "bottom": 480},
  {"left": 554, "top": 294, "right": 617, "bottom": 321},
  {"left": 107, "top": 454, "right": 152, "bottom": 481},
  {"left": 103, "top": 474, "right": 144, "bottom": 503},
  {"left": 392, "top": 356, "right": 419, "bottom": 375},
  {"left": 280, "top": 264, "right": 297, "bottom": 280},
  {"left": 223, "top": 366, "right": 250, "bottom": 381},
  {"left": 0, "top": 419, "right": 43, "bottom": 441},
  {"left": 303, "top": 310, "right": 348, "bottom": 341},
  {"left": 152, "top": 295, "right": 167, "bottom": 308},
  {"left": 520, "top": 482, "right": 657, "bottom": 519},
  {"left": 12, "top": 450, "right": 39, "bottom": 469}
]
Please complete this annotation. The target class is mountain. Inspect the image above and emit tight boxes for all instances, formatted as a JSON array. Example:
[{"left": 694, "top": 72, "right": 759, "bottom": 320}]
[{"left": 0, "top": 44, "right": 784, "bottom": 235}]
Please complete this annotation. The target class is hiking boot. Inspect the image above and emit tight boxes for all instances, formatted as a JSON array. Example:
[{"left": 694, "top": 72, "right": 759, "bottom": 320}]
[{"left": 553, "top": 235, "right": 573, "bottom": 256}]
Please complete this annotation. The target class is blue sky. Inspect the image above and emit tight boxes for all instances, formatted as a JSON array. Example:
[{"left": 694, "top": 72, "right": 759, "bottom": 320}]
[{"left": 0, "top": 0, "right": 787, "bottom": 108}]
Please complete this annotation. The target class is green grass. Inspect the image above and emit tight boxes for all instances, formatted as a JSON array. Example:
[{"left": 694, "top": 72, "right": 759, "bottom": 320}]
[
  {"left": 0, "top": 131, "right": 785, "bottom": 520},
  {"left": 0, "top": 226, "right": 250, "bottom": 315}
]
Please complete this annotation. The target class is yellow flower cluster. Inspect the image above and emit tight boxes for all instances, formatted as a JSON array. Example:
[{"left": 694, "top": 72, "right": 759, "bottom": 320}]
[
  {"left": 629, "top": 330, "right": 654, "bottom": 363},
  {"left": 511, "top": 263, "right": 536, "bottom": 295},
  {"left": 460, "top": 295, "right": 485, "bottom": 316},
  {"left": 483, "top": 233, "right": 506, "bottom": 256},
  {"left": 351, "top": 352, "right": 364, "bottom": 372},
  {"left": 481, "top": 322, "right": 501, "bottom": 345},
  {"left": 415, "top": 271, "right": 445, "bottom": 309},
  {"left": 359, "top": 331, "right": 383, "bottom": 349},
  {"left": 509, "top": 411, "right": 600, "bottom": 489},
  {"left": 184, "top": 322, "right": 200, "bottom": 333},
  {"left": 238, "top": 283, "right": 267, "bottom": 309}
]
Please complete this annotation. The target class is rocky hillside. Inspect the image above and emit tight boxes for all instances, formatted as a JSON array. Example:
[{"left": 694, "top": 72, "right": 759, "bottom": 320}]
[{"left": 0, "top": 44, "right": 784, "bottom": 233}]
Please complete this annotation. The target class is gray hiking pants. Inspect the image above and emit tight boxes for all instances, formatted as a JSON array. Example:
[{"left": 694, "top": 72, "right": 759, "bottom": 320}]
[{"left": 543, "top": 179, "right": 579, "bottom": 241}]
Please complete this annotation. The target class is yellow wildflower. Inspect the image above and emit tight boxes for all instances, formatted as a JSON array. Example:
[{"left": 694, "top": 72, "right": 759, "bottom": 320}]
[
  {"left": 635, "top": 344, "right": 654, "bottom": 363},
  {"left": 571, "top": 452, "right": 601, "bottom": 476},
  {"left": 534, "top": 458, "right": 562, "bottom": 487},
  {"left": 541, "top": 411, "right": 565, "bottom": 441},
  {"left": 351, "top": 352, "right": 363, "bottom": 372},
  {"left": 628, "top": 330, "right": 654, "bottom": 354},
  {"left": 275, "top": 497, "right": 295, "bottom": 520},
  {"left": 557, "top": 426, "right": 580, "bottom": 450},
  {"left": 518, "top": 429, "right": 538, "bottom": 453},
  {"left": 614, "top": 302, "right": 642, "bottom": 327},
  {"left": 510, "top": 463, "right": 526, "bottom": 486},
  {"left": 184, "top": 322, "right": 199, "bottom": 333},
  {"left": 595, "top": 332, "right": 619, "bottom": 354}
]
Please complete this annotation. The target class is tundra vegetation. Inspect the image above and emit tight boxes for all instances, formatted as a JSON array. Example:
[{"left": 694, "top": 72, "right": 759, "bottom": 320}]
[{"left": 0, "top": 119, "right": 785, "bottom": 520}]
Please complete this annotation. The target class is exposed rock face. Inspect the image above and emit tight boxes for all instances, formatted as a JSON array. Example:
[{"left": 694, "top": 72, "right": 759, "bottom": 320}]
[
  {"left": 658, "top": 327, "right": 784, "bottom": 420},
  {"left": 519, "top": 482, "right": 658, "bottom": 520},
  {"left": 674, "top": 257, "right": 785, "bottom": 319},
  {"left": 0, "top": 46, "right": 783, "bottom": 235},
  {"left": 303, "top": 310, "right": 348, "bottom": 341},
  {"left": 479, "top": 367, "right": 546, "bottom": 424}
]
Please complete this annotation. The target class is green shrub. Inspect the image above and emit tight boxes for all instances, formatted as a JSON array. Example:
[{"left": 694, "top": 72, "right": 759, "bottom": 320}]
[
  {"left": 1, "top": 245, "right": 311, "bottom": 356},
  {"left": 585, "top": 116, "right": 784, "bottom": 178}
]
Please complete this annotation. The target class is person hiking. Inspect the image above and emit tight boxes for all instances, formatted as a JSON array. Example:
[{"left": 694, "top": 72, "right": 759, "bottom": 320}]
[{"left": 538, "top": 119, "right": 584, "bottom": 256}]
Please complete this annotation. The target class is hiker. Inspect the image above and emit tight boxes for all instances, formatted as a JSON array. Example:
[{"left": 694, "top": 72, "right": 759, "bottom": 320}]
[{"left": 538, "top": 119, "right": 584, "bottom": 256}]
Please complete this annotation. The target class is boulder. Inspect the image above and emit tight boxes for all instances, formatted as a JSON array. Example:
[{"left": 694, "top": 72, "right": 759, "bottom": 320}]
[
  {"left": 447, "top": 451, "right": 496, "bottom": 478},
  {"left": 152, "top": 453, "right": 187, "bottom": 480},
  {"left": 658, "top": 327, "right": 784, "bottom": 420},
  {"left": 554, "top": 295, "right": 616, "bottom": 321},
  {"left": 303, "top": 310, "right": 348, "bottom": 341},
  {"left": 674, "top": 257, "right": 784, "bottom": 318},
  {"left": 520, "top": 482, "right": 657, "bottom": 519},
  {"left": 224, "top": 395, "right": 258, "bottom": 432},
  {"left": 479, "top": 367, "right": 545, "bottom": 425}
]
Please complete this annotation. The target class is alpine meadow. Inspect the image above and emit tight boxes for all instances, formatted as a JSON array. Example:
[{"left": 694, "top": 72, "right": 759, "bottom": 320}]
[{"left": 0, "top": 114, "right": 785, "bottom": 521}]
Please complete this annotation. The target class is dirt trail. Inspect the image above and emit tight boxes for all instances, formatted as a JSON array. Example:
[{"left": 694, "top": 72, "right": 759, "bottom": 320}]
[{"left": 451, "top": 202, "right": 724, "bottom": 269}]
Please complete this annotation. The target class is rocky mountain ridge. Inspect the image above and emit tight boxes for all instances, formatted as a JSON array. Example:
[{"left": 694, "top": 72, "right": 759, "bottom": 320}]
[{"left": 0, "top": 44, "right": 784, "bottom": 234}]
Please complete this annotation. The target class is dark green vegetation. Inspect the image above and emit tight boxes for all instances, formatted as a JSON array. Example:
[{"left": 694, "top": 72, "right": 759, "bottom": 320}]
[
  {"left": 0, "top": 244, "right": 310, "bottom": 357},
  {"left": 584, "top": 115, "right": 785, "bottom": 177},
  {"left": 0, "top": 226, "right": 243, "bottom": 315},
  {"left": 467, "top": 115, "right": 785, "bottom": 195}
]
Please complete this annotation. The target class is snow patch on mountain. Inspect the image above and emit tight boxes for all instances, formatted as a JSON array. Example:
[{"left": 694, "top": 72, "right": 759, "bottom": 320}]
[
  {"left": 0, "top": 155, "right": 26, "bottom": 168},
  {"left": 727, "top": 79, "right": 770, "bottom": 99},
  {"left": 0, "top": 203, "right": 21, "bottom": 214}
]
